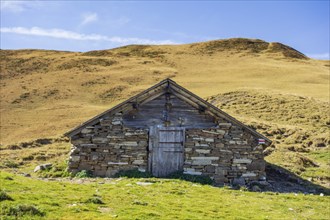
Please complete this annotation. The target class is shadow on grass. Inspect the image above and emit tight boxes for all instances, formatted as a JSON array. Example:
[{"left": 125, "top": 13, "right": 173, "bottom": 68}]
[
  {"left": 265, "top": 163, "right": 330, "bottom": 195},
  {"left": 114, "top": 169, "right": 213, "bottom": 185},
  {"left": 113, "top": 164, "right": 330, "bottom": 195}
]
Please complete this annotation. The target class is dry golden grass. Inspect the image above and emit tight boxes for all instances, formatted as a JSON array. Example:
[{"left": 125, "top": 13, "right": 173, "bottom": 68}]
[
  {"left": 0, "top": 38, "right": 328, "bottom": 146},
  {"left": 0, "top": 38, "right": 329, "bottom": 189},
  {"left": 207, "top": 90, "right": 329, "bottom": 187}
]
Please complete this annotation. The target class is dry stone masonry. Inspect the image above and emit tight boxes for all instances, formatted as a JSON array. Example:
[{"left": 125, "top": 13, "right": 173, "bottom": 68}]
[
  {"left": 66, "top": 79, "right": 270, "bottom": 186},
  {"left": 69, "top": 113, "right": 149, "bottom": 176},
  {"left": 183, "top": 126, "right": 265, "bottom": 185}
]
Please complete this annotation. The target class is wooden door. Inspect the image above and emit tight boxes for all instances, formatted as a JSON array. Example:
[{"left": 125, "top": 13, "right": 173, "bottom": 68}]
[{"left": 148, "top": 126, "right": 185, "bottom": 177}]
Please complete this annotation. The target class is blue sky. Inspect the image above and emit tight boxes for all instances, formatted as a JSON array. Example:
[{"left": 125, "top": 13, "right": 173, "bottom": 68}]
[{"left": 1, "top": 1, "right": 329, "bottom": 59}]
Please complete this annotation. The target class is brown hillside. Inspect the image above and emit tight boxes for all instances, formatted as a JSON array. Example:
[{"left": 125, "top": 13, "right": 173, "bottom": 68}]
[
  {"left": 0, "top": 38, "right": 329, "bottom": 187},
  {"left": 0, "top": 38, "right": 328, "bottom": 145},
  {"left": 189, "top": 38, "right": 308, "bottom": 59}
]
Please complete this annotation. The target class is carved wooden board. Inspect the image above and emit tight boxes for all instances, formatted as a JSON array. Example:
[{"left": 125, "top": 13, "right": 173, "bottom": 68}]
[{"left": 149, "top": 126, "right": 184, "bottom": 177}]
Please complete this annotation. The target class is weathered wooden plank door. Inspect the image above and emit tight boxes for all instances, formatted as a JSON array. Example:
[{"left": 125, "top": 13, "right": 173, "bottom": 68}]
[{"left": 148, "top": 126, "right": 185, "bottom": 177}]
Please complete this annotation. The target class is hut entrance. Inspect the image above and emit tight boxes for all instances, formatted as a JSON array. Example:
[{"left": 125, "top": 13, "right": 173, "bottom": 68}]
[{"left": 148, "top": 126, "right": 185, "bottom": 177}]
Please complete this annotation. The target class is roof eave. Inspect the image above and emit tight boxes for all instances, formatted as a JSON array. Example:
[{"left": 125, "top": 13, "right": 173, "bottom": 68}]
[
  {"left": 65, "top": 78, "right": 272, "bottom": 145},
  {"left": 65, "top": 78, "right": 172, "bottom": 137}
]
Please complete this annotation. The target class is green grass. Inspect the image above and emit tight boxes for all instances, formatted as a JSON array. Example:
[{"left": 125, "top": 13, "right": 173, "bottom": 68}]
[
  {"left": 0, "top": 190, "right": 14, "bottom": 201},
  {"left": 1, "top": 171, "right": 329, "bottom": 220}
]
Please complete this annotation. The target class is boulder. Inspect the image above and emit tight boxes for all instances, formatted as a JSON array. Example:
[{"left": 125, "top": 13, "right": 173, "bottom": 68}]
[
  {"left": 232, "top": 177, "right": 245, "bottom": 186},
  {"left": 247, "top": 160, "right": 265, "bottom": 171},
  {"left": 71, "top": 155, "right": 81, "bottom": 162},
  {"left": 34, "top": 163, "right": 52, "bottom": 172},
  {"left": 251, "top": 185, "right": 262, "bottom": 192}
]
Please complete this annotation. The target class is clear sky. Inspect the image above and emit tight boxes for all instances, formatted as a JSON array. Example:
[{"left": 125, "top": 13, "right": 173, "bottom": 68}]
[{"left": 1, "top": 1, "right": 329, "bottom": 59}]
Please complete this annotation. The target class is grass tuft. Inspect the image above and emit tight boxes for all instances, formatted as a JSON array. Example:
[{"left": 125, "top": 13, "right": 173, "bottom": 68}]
[
  {"left": 75, "top": 170, "right": 93, "bottom": 178},
  {"left": 167, "top": 171, "right": 214, "bottom": 185},
  {"left": 86, "top": 197, "right": 104, "bottom": 204},
  {"left": 132, "top": 200, "right": 148, "bottom": 206},
  {"left": 37, "top": 162, "right": 72, "bottom": 178},
  {"left": 2, "top": 204, "right": 45, "bottom": 217},
  {"left": 0, "top": 190, "right": 14, "bottom": 201},
  {"left": 114, "top": 168, "right": 153, "bottom": 178},
  {"left": 3, "top": 160, "right": 21, "bottom": 168}
]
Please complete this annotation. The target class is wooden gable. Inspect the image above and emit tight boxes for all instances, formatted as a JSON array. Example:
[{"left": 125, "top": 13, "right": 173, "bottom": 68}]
[
  {"left": 65, "top": 78, "right": 271, "bottom": 145},
  {"left": 122, "top": 92, "right": 217, "bottom": 128}
]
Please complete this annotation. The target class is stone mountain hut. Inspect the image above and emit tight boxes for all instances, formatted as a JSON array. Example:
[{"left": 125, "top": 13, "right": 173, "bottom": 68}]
[{"left": 65, "top": 79, "right": 271, "bottom": 185}]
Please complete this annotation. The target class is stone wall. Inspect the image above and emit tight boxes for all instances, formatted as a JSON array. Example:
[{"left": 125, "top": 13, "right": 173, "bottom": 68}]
[
  {"left": 68, "top": 113, "right": 148, "bottom": 176},
  {"left": 68, "top": 114, "right": 265, "bottom": 185},
  {"left": 183, "top": 123, "right": 265, "bottom": 185}
]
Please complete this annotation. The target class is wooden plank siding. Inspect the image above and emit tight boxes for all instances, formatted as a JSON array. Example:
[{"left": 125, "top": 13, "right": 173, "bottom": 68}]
[{"left": 123, "top": 93, "right": 217, "bottom": 129}]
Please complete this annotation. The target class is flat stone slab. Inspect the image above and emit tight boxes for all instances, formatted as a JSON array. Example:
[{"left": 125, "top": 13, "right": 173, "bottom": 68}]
[
  {"left": 242, "top": 172, "right": 257, "bottom": 177},
  {"left": 121, "top": 141, "right": 138, "bottom": 147},
  {"left": 70, "top": 156, "right": 80, "bottom": 162},
  {"left": 195, "top": 143, "right": 209, "bottom": 147},
  {"left": 34, "top": 163, "right": 52, "bottom": 172},
  {"left": 92, "top": 137, "right": 108, "bottom": 144},
  {"left": 191, "top": 157, "right": 219, "bottom": 160},
  {"left": 202, "top": 130, "right": 225, "bottom": 135},
  {"left": 132, "top": 160, "right": 144, "bottom": 165},
  {"left": 233, "top": 159, "right": 252, "bottom": 164},
  {"left": 205, "top": 138, "right": 214, "bottom": 142},
  {"left": 80, "top": 144, "right": 97, "bottom": 147},
  {"left": 184, "top": 171, "right": 202, "bottom": 175},
  {"left": 218, "top": 123, "right": 232, "bottom": 127},
  {"left": 136, "top": 182, "right": 153, "bottom": 186},
  {"left": 108, "top": 162, "right": 128, "bottom": 165},
  {"left": 81, "top": 128, "right": 93, "bottom": 134},
  {"left": 196, "top": 149, "right": 211, "bottom": 154},
  {"left": 192, "top": 160, "right": 212, "bottom": 165}
]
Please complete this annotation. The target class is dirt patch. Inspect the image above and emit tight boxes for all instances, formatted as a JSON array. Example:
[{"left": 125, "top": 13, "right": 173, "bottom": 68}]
[
  {"left": 190, "top": 38, "right": 308, "bottom": 59},
  {"left": 81, "top": 77, "right": 108, "bottom": 87},
  {"left": 99, "top": 86, "right": 127, "bottom": 101},
  {"left": 57, "top": 58, "right": 117, "bottom": 71},
  {"left": 120, "top": 76, "right": 143, "bottom": 85},
  {"left": 3, "top": 137, "right": 68, "bottom": 151},
  {"left": 82, "top": 50, "right": 114, "bottom": 57},
  {"left": 112, "top": 45, "right": 166, "bottom": 58},
  {"left": 267, "top": 43, "right": 308, "bottom": 59},
  {"left": 192, "top": 38, "right": 269, "bottom": 55},
  {"left": 0, "top": 57, "right": 51, "bottom": 78}
]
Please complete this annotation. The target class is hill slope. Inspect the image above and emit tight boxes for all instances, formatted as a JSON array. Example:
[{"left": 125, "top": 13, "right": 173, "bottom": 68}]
[
  {"left": 0, "top": 38, "right": 329, "bottom": 144},
  {"left": 0, "top": 38, "right": 329, "bottom": 188}
]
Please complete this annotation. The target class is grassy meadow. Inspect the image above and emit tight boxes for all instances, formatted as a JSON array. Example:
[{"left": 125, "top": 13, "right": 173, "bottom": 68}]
[
  {"left": 1, "top": 171, "right": 330, "bottom": 220},
  {"left": 0, "top": 38, "right": 329, "bottom": 219}
]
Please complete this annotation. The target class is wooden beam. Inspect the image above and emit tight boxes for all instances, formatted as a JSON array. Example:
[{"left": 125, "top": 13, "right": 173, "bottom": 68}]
[{"left": 65, "top": 80, "right": 169, "bottom": 137}]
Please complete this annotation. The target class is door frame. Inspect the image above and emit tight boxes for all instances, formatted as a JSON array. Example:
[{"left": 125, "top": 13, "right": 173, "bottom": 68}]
[{"left": 148, "top": 125, "right": 185, "bottom": 176}]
